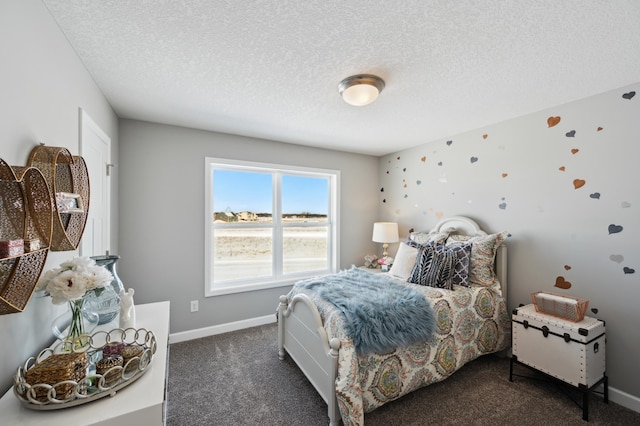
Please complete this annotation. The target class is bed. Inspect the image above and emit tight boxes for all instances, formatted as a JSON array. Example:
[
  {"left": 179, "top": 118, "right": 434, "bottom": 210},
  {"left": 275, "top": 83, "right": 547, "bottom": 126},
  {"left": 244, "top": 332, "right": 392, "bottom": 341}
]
[{"left": 277, "top": 216, "right": 511, "bottom": 425}]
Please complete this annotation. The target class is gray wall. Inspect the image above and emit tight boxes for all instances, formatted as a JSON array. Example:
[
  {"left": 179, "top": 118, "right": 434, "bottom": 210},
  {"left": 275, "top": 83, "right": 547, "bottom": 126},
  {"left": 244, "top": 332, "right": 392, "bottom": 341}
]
[
  {"left": 117, "top": 119, "right": 379, "bottom": 334},
  {"left": 378, "top": 83, "right": 639, "bottom": 404},
  {"left": 0, "top": 0, "right": 119, "bottom": 393}
]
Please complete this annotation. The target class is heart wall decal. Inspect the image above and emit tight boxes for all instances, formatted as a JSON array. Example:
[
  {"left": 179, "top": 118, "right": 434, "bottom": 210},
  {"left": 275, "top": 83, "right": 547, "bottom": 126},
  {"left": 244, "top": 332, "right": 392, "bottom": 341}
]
[
  {"left": 571, "top": 148, "right": 579, "bottom": 154},
  {"left": 554, "top": 276, "right": 572, "bottom": 289},
  {"left": 590, "top": 193, "right": 600, "bottom": 199},
  {"left": 609, "top": 254, "right": 624, "bottom": 263},
  {"left": 547, "top": 116, "right": 561, "bottom": 127},
  {"left": 622, "top": 91, "right": 636, "bottom": 100},
  {"left": 573, "top": 179, "right": 586, "bottom": 189},
  {"left": 566, "top": 130, "right": 576, "bottom": 137},
  {"left": 623, "top": 267, "right": 635, "bottom": 274},
  {"left": 470, "top": 157, "right": 478, "bottom": 164},
  {"left": 608, "top": 224, "right": 623, "bottom": 234}
]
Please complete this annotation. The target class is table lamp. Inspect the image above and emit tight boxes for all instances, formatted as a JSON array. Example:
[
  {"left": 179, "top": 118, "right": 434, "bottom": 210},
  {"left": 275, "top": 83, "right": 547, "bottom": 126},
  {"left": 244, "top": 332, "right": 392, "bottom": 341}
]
[{"left": 372, "top": 222, "right": 399, "bottom": 258}]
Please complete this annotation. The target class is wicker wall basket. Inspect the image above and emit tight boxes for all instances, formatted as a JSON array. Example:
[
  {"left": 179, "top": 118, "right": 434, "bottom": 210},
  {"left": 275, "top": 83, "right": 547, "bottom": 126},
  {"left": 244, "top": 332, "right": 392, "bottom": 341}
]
[
  {"left": 0, "top": 158, "right": 53, "bottom": 314},
  {"left": 27, "top": 145, "right": 90, "bottom": 251}
]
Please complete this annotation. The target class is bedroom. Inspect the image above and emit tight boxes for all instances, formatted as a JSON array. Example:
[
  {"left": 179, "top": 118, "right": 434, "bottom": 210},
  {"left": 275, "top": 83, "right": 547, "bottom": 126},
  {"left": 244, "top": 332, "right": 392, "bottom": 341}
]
[{"left": 0, "top": 0, "right": 639, "bottom": 423}]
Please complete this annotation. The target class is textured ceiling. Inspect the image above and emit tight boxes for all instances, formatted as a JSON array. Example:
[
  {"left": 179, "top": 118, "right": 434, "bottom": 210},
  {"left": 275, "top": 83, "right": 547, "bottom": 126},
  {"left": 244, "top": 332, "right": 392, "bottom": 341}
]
[{"left": 43, "top": 0, "right": 640, "bottom": 156}]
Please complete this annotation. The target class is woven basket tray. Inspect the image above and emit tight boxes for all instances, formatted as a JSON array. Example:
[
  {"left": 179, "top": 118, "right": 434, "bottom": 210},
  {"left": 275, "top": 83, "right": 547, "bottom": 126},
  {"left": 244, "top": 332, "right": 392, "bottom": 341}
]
[
  {"left": 13, "top": 328, "right": 156, "bottom": 409},
  {"left": 24, "top": 352, "right": 87, "bottom": 402},
  {"left": 531, "top": 291, "right": 589, "bottom": 322}
]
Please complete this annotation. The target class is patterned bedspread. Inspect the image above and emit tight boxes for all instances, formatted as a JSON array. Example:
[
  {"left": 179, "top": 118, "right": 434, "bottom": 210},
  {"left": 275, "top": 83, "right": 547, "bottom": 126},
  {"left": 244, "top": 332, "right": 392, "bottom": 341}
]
[{"left": 287, "top": 275, "right": 511, "bottom": 426}]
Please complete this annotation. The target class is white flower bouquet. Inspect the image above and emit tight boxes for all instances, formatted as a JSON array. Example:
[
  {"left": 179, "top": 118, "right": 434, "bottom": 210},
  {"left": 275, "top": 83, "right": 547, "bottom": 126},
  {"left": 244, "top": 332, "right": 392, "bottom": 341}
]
[
  {"left": 37, "top": 257, "right": 113, "bottom": 304},
  {"left": 37, "top": 257, "right": 114, "bottom": 346}
]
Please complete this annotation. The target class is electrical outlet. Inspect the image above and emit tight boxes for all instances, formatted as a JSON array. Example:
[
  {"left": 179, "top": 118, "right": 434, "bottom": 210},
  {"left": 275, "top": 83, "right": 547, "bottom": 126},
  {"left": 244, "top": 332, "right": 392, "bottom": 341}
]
[{"left": 190, "top": 300, "right": 199, "bottom": 312}]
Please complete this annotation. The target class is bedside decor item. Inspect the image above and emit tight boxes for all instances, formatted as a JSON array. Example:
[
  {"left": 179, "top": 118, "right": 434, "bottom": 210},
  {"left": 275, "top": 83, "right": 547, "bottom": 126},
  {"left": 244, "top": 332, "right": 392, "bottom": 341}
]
[
  {"left": 0, "top": 158, "right": 52, "bottom": 315},
  {"left": 38, "top": 257, "right": 113, "bottom": 347},
  {"left": 372, "top": 222, "right": 399, "bottom": 258},
  {"left": 119, "top": 288, "right": 136, "bottom": 329},
  {"left": 531, "top": 291, "right": 589, "bottom": 322},
  {"left": 13, "top": 328, "right": 157, "bottom": 409},
  {"left": 363, "top": 254, "right": 378, "bottom": 268},
  {"left": 377, "top": 255, "right": 394, "bottom": 272},
  {"left": 83, "top": 255, "right": 125, "bottom": 324}
]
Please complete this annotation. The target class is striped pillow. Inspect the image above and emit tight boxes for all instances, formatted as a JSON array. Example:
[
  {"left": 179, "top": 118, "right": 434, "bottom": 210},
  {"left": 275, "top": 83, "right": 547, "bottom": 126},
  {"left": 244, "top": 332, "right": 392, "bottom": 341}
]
[{"left": 408, "top": 242, "right": 455, "bottom": 289}]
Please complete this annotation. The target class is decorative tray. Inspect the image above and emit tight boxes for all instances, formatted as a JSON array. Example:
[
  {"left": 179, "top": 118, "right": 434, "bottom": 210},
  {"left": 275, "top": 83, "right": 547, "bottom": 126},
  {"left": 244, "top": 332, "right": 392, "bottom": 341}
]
[{"left": 13, "top": 328, "right": 156, "bottom": 410}]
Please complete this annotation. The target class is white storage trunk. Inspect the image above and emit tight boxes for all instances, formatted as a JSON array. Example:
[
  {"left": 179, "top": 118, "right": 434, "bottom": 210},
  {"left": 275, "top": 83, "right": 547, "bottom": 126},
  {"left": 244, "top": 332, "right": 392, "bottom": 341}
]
[{"left": 512, "top": 304, "right": 606, "bottom": 388}]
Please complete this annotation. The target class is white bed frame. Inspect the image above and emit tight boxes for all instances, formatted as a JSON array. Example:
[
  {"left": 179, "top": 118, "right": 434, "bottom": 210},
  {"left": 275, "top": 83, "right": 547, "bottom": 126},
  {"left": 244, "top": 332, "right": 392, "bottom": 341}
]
[{"left": 277, "top": 216, "right": 508, "bottom": 425}]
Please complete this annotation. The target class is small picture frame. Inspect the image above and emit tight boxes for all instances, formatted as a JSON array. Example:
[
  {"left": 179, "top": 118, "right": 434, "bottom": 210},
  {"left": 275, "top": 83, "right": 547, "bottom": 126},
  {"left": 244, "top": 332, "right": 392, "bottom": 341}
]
[{"left": 56, "top": 192, "right": 84, "bottom": 213}]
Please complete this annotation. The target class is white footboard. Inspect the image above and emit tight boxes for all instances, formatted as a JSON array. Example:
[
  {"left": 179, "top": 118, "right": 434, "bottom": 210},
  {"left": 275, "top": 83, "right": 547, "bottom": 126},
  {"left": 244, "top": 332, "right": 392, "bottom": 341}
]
[{"left": 278, "top": 294, "right": 341, "bottom": 426}]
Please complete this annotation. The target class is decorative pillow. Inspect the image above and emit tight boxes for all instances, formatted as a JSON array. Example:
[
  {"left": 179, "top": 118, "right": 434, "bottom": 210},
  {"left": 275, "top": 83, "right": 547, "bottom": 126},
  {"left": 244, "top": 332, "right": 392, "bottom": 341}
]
[
  {"left": 388, "top": 242, "right": 419, "bottom": 281},
  {"left": 446, "top": 231, "right": 508, "bottom": 288},
  {"left": 448, "top": 242, "right": 472, "bottom": 287},
  {"left": 408, "top": 242, "right": 455, "bottom": 289},
  {"left": 409, "top": 227, "right": 453, "bottom": 245}
]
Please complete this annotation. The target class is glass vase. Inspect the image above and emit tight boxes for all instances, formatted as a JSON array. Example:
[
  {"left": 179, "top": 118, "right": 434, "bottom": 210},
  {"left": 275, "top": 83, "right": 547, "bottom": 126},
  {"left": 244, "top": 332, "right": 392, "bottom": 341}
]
[
  {"left": 51, "top": 299, "right": 99, "bottom": 349},
  {"left": 84, "top": 254, "right": 125, "bottom": 324}
]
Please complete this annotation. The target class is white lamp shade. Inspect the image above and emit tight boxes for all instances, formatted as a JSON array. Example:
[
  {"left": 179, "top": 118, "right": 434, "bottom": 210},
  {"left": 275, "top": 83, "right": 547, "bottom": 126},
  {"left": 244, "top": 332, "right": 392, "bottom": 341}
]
[{"left": 372, "top": 222, "right": 399, "bottom": 243}]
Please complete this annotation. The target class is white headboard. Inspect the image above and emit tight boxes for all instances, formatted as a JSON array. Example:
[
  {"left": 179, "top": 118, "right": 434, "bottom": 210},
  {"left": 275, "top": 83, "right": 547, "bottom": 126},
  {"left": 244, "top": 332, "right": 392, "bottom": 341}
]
[{"left": 430, "top": 216, "right": 508, "bottom": 300}]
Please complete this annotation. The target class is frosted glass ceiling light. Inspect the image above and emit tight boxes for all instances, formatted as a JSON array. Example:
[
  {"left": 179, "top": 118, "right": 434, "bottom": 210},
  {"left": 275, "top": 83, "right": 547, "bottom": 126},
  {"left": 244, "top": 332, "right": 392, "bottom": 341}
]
[{"left": 338, "top": 74, "right": 385, "bottom": 106}]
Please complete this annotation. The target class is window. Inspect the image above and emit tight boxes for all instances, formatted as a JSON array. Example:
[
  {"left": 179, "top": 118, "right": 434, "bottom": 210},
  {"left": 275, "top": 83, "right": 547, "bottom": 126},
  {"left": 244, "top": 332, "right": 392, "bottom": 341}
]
[{"left": 205, "top": 158, "right": 339, "bottom": 296}]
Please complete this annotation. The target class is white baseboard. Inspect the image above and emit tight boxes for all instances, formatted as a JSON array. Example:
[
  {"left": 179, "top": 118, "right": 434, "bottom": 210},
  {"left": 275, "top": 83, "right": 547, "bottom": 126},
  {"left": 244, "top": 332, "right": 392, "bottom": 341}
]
[
  {"left": 169, "top": 314, "right": 276, "bottom": 344},
  {"left": 607, "top": 385, "right": 640, "bottom": 414}
]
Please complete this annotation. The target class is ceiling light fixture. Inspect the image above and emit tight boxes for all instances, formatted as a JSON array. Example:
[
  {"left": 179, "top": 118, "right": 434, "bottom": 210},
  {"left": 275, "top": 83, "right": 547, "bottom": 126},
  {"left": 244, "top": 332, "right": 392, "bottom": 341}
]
[{"left": 338, "top": 74, "right": 385, "bottom": 106}]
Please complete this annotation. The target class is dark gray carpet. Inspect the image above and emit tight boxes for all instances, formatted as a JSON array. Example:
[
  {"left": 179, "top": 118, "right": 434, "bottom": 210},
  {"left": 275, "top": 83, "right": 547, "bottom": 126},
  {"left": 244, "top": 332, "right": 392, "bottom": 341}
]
[{"left": 167, "top": 323, "right": 640, "bottom": 425}]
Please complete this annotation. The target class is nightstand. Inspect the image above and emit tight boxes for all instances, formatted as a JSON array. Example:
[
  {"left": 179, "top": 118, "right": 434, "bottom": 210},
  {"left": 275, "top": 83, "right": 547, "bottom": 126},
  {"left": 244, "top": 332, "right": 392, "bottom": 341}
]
[
  {"left": 358, "top": 266, "right": 384, "bottom": 274},
  {"left": 509, "top": 304, "right": 607, "bottom": 421}
]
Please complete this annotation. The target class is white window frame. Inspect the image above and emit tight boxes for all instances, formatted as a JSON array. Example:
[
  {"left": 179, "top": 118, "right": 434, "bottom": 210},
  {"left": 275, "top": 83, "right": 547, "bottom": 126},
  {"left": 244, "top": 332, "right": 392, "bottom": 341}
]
[{"left": 204, "top": 157, "right": 340, "bottom": 296}]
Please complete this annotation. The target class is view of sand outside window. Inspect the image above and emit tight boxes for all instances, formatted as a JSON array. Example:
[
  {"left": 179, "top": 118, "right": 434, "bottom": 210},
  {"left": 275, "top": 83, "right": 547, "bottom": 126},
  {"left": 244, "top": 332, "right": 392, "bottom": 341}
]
[{"left": 212, "top": 212, "right": 328, "bottom": 282}]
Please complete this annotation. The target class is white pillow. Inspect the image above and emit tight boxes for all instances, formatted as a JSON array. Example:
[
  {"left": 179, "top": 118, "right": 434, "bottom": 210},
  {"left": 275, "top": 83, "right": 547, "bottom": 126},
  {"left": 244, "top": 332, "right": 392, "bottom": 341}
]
[{"left": 388, "top": 242, "right": 418, "bottom": 281}]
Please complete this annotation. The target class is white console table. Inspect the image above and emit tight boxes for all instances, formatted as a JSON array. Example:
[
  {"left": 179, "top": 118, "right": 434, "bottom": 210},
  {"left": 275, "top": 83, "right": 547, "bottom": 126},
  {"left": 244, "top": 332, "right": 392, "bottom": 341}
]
[{"left": 0, "top": 301, "right": 170, "bottom": 425}]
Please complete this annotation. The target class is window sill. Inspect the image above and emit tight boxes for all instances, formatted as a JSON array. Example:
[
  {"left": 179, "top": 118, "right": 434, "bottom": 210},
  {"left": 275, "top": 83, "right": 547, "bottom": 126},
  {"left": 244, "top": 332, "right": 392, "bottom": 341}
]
[{"left": 205, "top": 277, "right": 304, "bottom": 297}]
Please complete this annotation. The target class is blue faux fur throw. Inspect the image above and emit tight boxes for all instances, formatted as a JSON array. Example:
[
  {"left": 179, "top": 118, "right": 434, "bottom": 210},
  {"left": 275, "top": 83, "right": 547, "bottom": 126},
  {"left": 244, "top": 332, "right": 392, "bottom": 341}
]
[{"left": 295, "top": 267, "right": 435, "bottom": 354}]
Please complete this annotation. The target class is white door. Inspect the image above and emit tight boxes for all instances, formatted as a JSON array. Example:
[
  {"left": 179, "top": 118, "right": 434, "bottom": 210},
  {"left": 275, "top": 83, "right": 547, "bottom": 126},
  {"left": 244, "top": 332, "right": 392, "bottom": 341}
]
[{"left": 79, "top": 108, "right": 111, "bottom": 257}]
